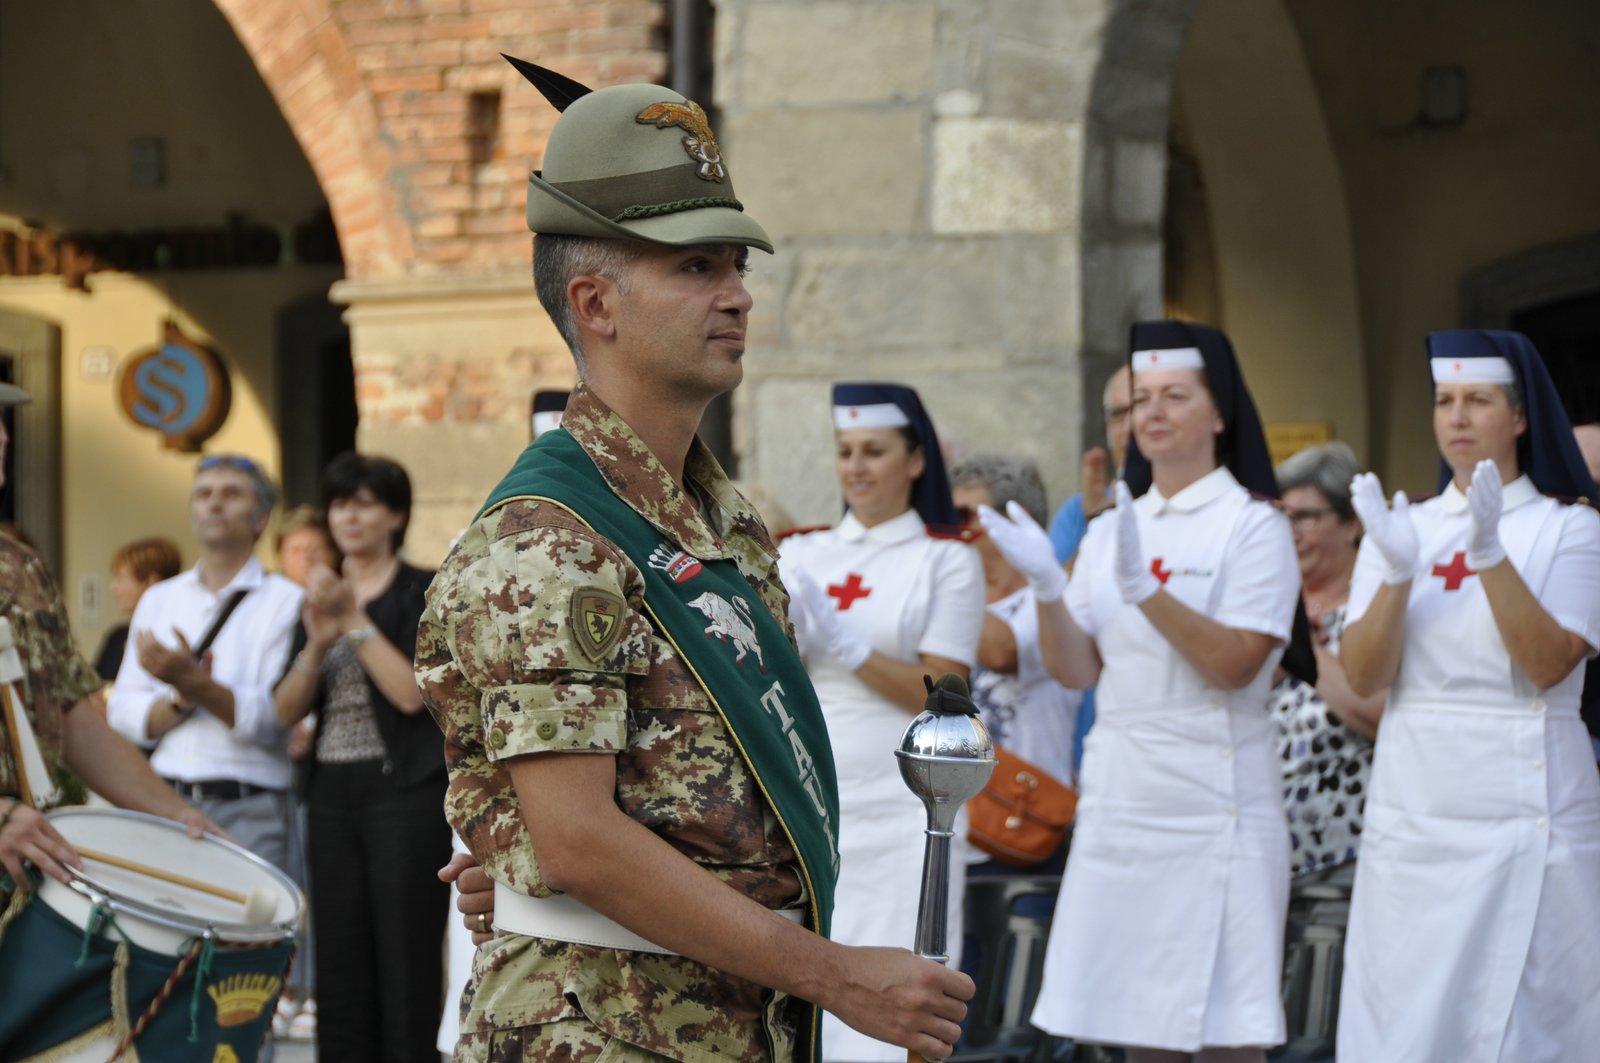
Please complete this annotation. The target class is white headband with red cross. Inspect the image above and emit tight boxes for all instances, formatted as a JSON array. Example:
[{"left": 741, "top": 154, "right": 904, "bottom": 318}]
[
  {"left": 833, "top": 403, "right": 912, "bottom": 430},
  {"left": 1430, "top": 357, "right": 1515, "bottom": 384},
  {"left": 1131, "top": 346, "right": 1204, "bottom": 373}
]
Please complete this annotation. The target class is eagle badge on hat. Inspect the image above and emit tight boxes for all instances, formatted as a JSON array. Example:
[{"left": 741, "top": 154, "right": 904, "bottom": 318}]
[
  {"left": 636, "top": 101, "right": 725, "bottom": 182},
  {"left": 502, "top": 54, "right": 771, "bottom": 252}
]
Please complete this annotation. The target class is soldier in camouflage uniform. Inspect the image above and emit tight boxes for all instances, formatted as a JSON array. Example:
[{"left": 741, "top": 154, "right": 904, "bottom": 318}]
[
  {"left": 0, "top": 382, "right": 217, "bottom": 888},
  {"left": 419, "top": 61, "right": 973, "bottom": 1063}
]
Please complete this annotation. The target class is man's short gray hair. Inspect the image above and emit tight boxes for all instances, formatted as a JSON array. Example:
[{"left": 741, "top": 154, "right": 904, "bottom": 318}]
[
  {"left": 1274, "top": 440, "right": 1361, "bottom": 521},
  {"left": 532, "top": 234, "right": 647, "bottom": 376},
  {"left": 950, "top": 452, "right": 1049, "bottom": 526},
  {"left": 193, "top": 454, "right": 278, "bottom": 524}
]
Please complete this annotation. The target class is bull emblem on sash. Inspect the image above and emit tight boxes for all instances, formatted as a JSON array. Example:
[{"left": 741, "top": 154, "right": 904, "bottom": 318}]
[{"left": 688, "top": 591, "right": 764, "bottom": 670}]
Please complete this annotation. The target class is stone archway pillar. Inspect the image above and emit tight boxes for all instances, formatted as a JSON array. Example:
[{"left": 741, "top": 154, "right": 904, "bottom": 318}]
[
  {"left": 330, "top": 274, "right": 577, "bottom": 564},
  {"left": 711, "top": 0, "right": 1122, "bottom": 522}
]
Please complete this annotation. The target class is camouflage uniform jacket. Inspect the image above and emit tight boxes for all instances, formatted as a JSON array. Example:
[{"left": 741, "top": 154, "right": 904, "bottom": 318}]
[
  {"left": 418, "top": 383, "right": 806, "bottom": 1063},
  {"left": 0, "top": 532, "right": 102, "bottom": 798}
]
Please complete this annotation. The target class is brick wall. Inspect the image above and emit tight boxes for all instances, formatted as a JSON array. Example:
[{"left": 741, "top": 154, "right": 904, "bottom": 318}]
[{"left": 214, "top": 0, "right": 668, "bottom": 279}]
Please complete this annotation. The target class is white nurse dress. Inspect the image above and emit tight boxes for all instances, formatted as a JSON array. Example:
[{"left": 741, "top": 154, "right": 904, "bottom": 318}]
[
  {"left": 1031, "top": 467, "right": 1299, "bottom": 1051},
  {"left": 780, "top": 508, "right": 985, "bottom": 1062},
  {"left": 1337, "top": 477, "right": 1600, "bottom": 1063}
]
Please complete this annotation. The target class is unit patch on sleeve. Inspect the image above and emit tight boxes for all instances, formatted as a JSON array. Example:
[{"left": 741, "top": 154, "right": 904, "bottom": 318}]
[{"left": 571, "top": 586, "right": 627, "bottom": 662}]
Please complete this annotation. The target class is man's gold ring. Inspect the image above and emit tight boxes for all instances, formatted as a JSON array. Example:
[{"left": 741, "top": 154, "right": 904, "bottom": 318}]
[{"left": 476, "top": 911, "right": 488, "bottom": 933}]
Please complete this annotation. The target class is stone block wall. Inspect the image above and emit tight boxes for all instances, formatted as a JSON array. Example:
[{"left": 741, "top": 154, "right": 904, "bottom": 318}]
[{"left": 714, "top": 0, "right": 1112, "bottom": 526}]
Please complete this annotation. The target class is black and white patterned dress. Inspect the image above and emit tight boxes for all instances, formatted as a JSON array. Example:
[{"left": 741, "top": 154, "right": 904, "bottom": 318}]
[{"left": 1268, "top": 604, "right": 1374, "bottom": 875}]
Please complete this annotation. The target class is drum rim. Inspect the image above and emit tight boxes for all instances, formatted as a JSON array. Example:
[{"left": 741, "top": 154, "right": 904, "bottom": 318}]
[{"left": 48, "top": 806, "right": 303, "bottom": 942}]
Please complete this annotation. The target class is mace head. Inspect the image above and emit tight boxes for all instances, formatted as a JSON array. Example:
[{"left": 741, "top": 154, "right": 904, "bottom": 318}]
[{"left": 896, "top": 674, "right": 996, "bottom": 831}]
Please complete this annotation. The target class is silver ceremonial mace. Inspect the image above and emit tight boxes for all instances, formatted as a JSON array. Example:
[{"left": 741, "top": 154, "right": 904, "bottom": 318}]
[{"left": 896, "top": 673, "right": 995, "bottom": 965}]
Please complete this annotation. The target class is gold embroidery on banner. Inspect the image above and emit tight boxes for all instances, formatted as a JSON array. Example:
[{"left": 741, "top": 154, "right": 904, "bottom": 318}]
[{"left": 207, "top": 972, "right": 281, "bottom": 1026}]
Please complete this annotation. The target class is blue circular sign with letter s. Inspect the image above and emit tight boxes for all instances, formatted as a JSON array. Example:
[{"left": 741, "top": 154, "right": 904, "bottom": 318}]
[{"left": 118, "top": 323, "right": 232, "bottom": 451}]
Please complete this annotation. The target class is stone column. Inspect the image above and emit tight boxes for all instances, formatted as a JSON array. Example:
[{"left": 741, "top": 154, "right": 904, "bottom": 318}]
[
  {"left": 712, "top": 0, "right": 1109, "bottom": 525},
  {"left": 331, "top": 273, "right": 577, "bottom": 566}
]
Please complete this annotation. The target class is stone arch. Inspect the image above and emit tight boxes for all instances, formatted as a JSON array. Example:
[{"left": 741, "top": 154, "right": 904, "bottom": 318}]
[
  {"left": 211, "top": 0, "right": 416, "bottom": 278},
  {"left": 1462, "top": 234, "right": 1600, "bottom": 329},
  {"left": 1079, "top": 0, "right": 1367, "bottom": 461},
  {"left": 1077, "top": 0, "right": 1195, "bottom": 449}
]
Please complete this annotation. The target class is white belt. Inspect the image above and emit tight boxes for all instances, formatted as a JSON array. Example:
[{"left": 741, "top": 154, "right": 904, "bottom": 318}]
[{"left": 493, "top": 883, "right": 805, "bottom": 955}]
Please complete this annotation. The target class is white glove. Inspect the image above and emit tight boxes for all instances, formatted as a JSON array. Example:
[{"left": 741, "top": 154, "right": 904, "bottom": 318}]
[
  {"left": 1350, "top": 472, "right": 1420, "bottom": 585},
  {"left": 1112, "top": 481, "right": 1159, "bottom": 604},
  {"left": 790, "top": 570, "right": 871, "bottom": 671},
  {"left": 976, "top": 501, "right": 1067, "bottom": 603},
  {"left": 1465, "top": 459, "right": 1506, "bottom": 570}
]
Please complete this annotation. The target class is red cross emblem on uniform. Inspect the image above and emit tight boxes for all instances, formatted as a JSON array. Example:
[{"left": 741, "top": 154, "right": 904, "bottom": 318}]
[
  {"left": 1432, "top": 551, "right": 1476, "bottom": 591},
  {"left": 1150, "top": 558, "right": 1173, "bottom": 585},
  {"left": 827, "top": 573, "right": 872, "bottom": 610}
]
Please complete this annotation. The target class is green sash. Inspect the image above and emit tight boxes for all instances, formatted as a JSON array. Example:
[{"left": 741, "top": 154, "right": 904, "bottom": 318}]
[{"left": 481, "top": 429, "right": 840, "bottom": 1061}]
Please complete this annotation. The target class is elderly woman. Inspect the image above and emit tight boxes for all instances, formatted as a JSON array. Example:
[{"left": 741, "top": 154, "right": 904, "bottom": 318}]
[
  {"left": 1268, "top": 442, "right": 1382, "bottom": 876},
  {"left": 274, "top": 453, "right": 448, "bottom": 1063},
  {"left": 780, "top": 382, "right": 986, "bottom": 1063},
  {"left": 981, "top": 321, "right": 1304, "bottom": 1062},
  {"left": 1338, "top": 330, "right": 1600, "bottom": 1061}
]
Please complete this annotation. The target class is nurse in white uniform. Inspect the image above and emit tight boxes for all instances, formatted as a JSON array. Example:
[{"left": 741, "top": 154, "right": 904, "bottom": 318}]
[
  {"left": 981, "top": 321, "right": 1305, "bottom": 1062},
  {"left": 1337, "top": 330, "right": 1600, "bottom": 1063},
  {"left": 780, "top": 382, "right": 986, "bottom": 1063}
]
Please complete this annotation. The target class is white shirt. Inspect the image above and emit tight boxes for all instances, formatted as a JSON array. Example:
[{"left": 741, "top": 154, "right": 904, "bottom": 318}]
[
  {"left": 107, "top": 556, "right": 302, "bottom": 789},
  {"left": 1349, "top": 475, "right": 1600, "bottom": 709},
  {"left": 1068, "top": 465, "right": 1299, "bottom": 717},
  {"left": 973, "top": 585, "right": 1080, "bottom": 784}
]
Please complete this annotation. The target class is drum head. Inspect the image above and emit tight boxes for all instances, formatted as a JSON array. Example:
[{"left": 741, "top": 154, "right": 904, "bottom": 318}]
[{"left": 44, "top": 807, "right": 303, "bottom": 949}]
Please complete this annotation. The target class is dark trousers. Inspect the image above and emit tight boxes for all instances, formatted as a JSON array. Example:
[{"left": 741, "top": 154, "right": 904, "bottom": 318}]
[{"left": 308, "top": 760, "right": 450, "bottom": 1063}]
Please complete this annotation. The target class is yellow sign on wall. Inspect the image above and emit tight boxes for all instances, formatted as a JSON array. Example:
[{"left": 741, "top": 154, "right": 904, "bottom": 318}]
[{"left": 1266, "top": 421, "right": 1335, "bottom": 468}]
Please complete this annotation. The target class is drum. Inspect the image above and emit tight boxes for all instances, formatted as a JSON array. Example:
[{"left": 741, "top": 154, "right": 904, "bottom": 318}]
[{"left": 0, "top": 807, "right": 302, "bottom": 1063}]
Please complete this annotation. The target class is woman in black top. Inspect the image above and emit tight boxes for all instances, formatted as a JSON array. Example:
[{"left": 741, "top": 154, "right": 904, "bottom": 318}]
[{"left": 275, "top": 453, "right": 448, "bottom": 1063}]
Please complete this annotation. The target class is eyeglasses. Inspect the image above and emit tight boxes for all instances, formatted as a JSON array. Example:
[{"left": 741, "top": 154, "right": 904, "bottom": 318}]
[{"left": 1281, "top": 506, "right": 1336, "bottom": 530}]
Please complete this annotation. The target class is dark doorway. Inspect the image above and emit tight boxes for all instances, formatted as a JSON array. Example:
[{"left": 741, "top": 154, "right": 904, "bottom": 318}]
[
  {"left": 1512, "top": 291, "right": 1600, "bottom": 427},
  {"left": 277, "top": 296, "right": 357, "bottom": 507},
  {"left": 0, "top": 309, "right": 62, "bottom": 572}
]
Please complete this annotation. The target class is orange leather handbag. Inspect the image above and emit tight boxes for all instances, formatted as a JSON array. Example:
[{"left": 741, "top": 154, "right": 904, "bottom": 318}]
[{"left": 968, "top": 745, "right": 1077, "bottom": 867}]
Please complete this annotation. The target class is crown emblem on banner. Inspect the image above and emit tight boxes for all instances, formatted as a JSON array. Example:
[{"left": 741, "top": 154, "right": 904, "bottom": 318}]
[
  {"left": 207, "top": 972, "right": 282, "bottom": 1027},
  {"left": 647, "top": 544, "right": 704, "bottom": 584}
]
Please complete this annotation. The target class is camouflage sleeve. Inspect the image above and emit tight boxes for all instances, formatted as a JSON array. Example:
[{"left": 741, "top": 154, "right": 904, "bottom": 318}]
[
  {"left": 442, "top": 519, "right": 651, "bottom": 762},
  {"left": 20, "top": 548, "right": 102, "bottom": 707}
]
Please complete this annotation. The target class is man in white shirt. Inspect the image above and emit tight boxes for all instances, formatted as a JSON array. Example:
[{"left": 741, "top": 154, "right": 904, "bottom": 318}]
[{"left": 108, "top": 455, "right": 302, "bottom": 877}]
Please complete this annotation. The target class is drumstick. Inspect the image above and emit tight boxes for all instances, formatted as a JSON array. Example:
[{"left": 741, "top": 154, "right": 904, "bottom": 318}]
[{"left": 75, "top": 846, "right": 247, "bottom": 904}]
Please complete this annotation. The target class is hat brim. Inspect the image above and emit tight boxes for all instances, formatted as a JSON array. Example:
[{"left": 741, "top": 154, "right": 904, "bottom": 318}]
[
  {"left": 0, "top": 383, "right": 31, "bottom": 407},
  {"left": 528, "top": 175, "right": 773, "bottom": 253}
]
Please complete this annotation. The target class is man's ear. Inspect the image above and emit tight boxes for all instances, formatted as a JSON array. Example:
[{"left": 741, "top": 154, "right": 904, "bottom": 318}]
[{"left": 569, "top": 275, "right": 618, "bottom": 343}]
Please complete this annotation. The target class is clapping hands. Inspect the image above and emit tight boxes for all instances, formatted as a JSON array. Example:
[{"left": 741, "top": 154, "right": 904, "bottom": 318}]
[{"left": 1349, "top": 473, "right": 1419, "bottom": 585}]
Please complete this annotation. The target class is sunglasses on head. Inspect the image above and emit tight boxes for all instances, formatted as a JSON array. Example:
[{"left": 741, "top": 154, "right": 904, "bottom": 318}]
[{"left": 198, "top": 454, "right": 261, "bottom": 475}]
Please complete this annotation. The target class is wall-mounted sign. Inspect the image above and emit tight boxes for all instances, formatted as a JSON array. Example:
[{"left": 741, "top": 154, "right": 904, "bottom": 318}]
[
  {"left": 117, "top": 322, "right": 232, "bottom": 452},
  {"left": 0, "top": 209, "right": 341, "bottom": 291},
  {"left": 1266, "top": 421, "right": 1335, "bottom": 467}
]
